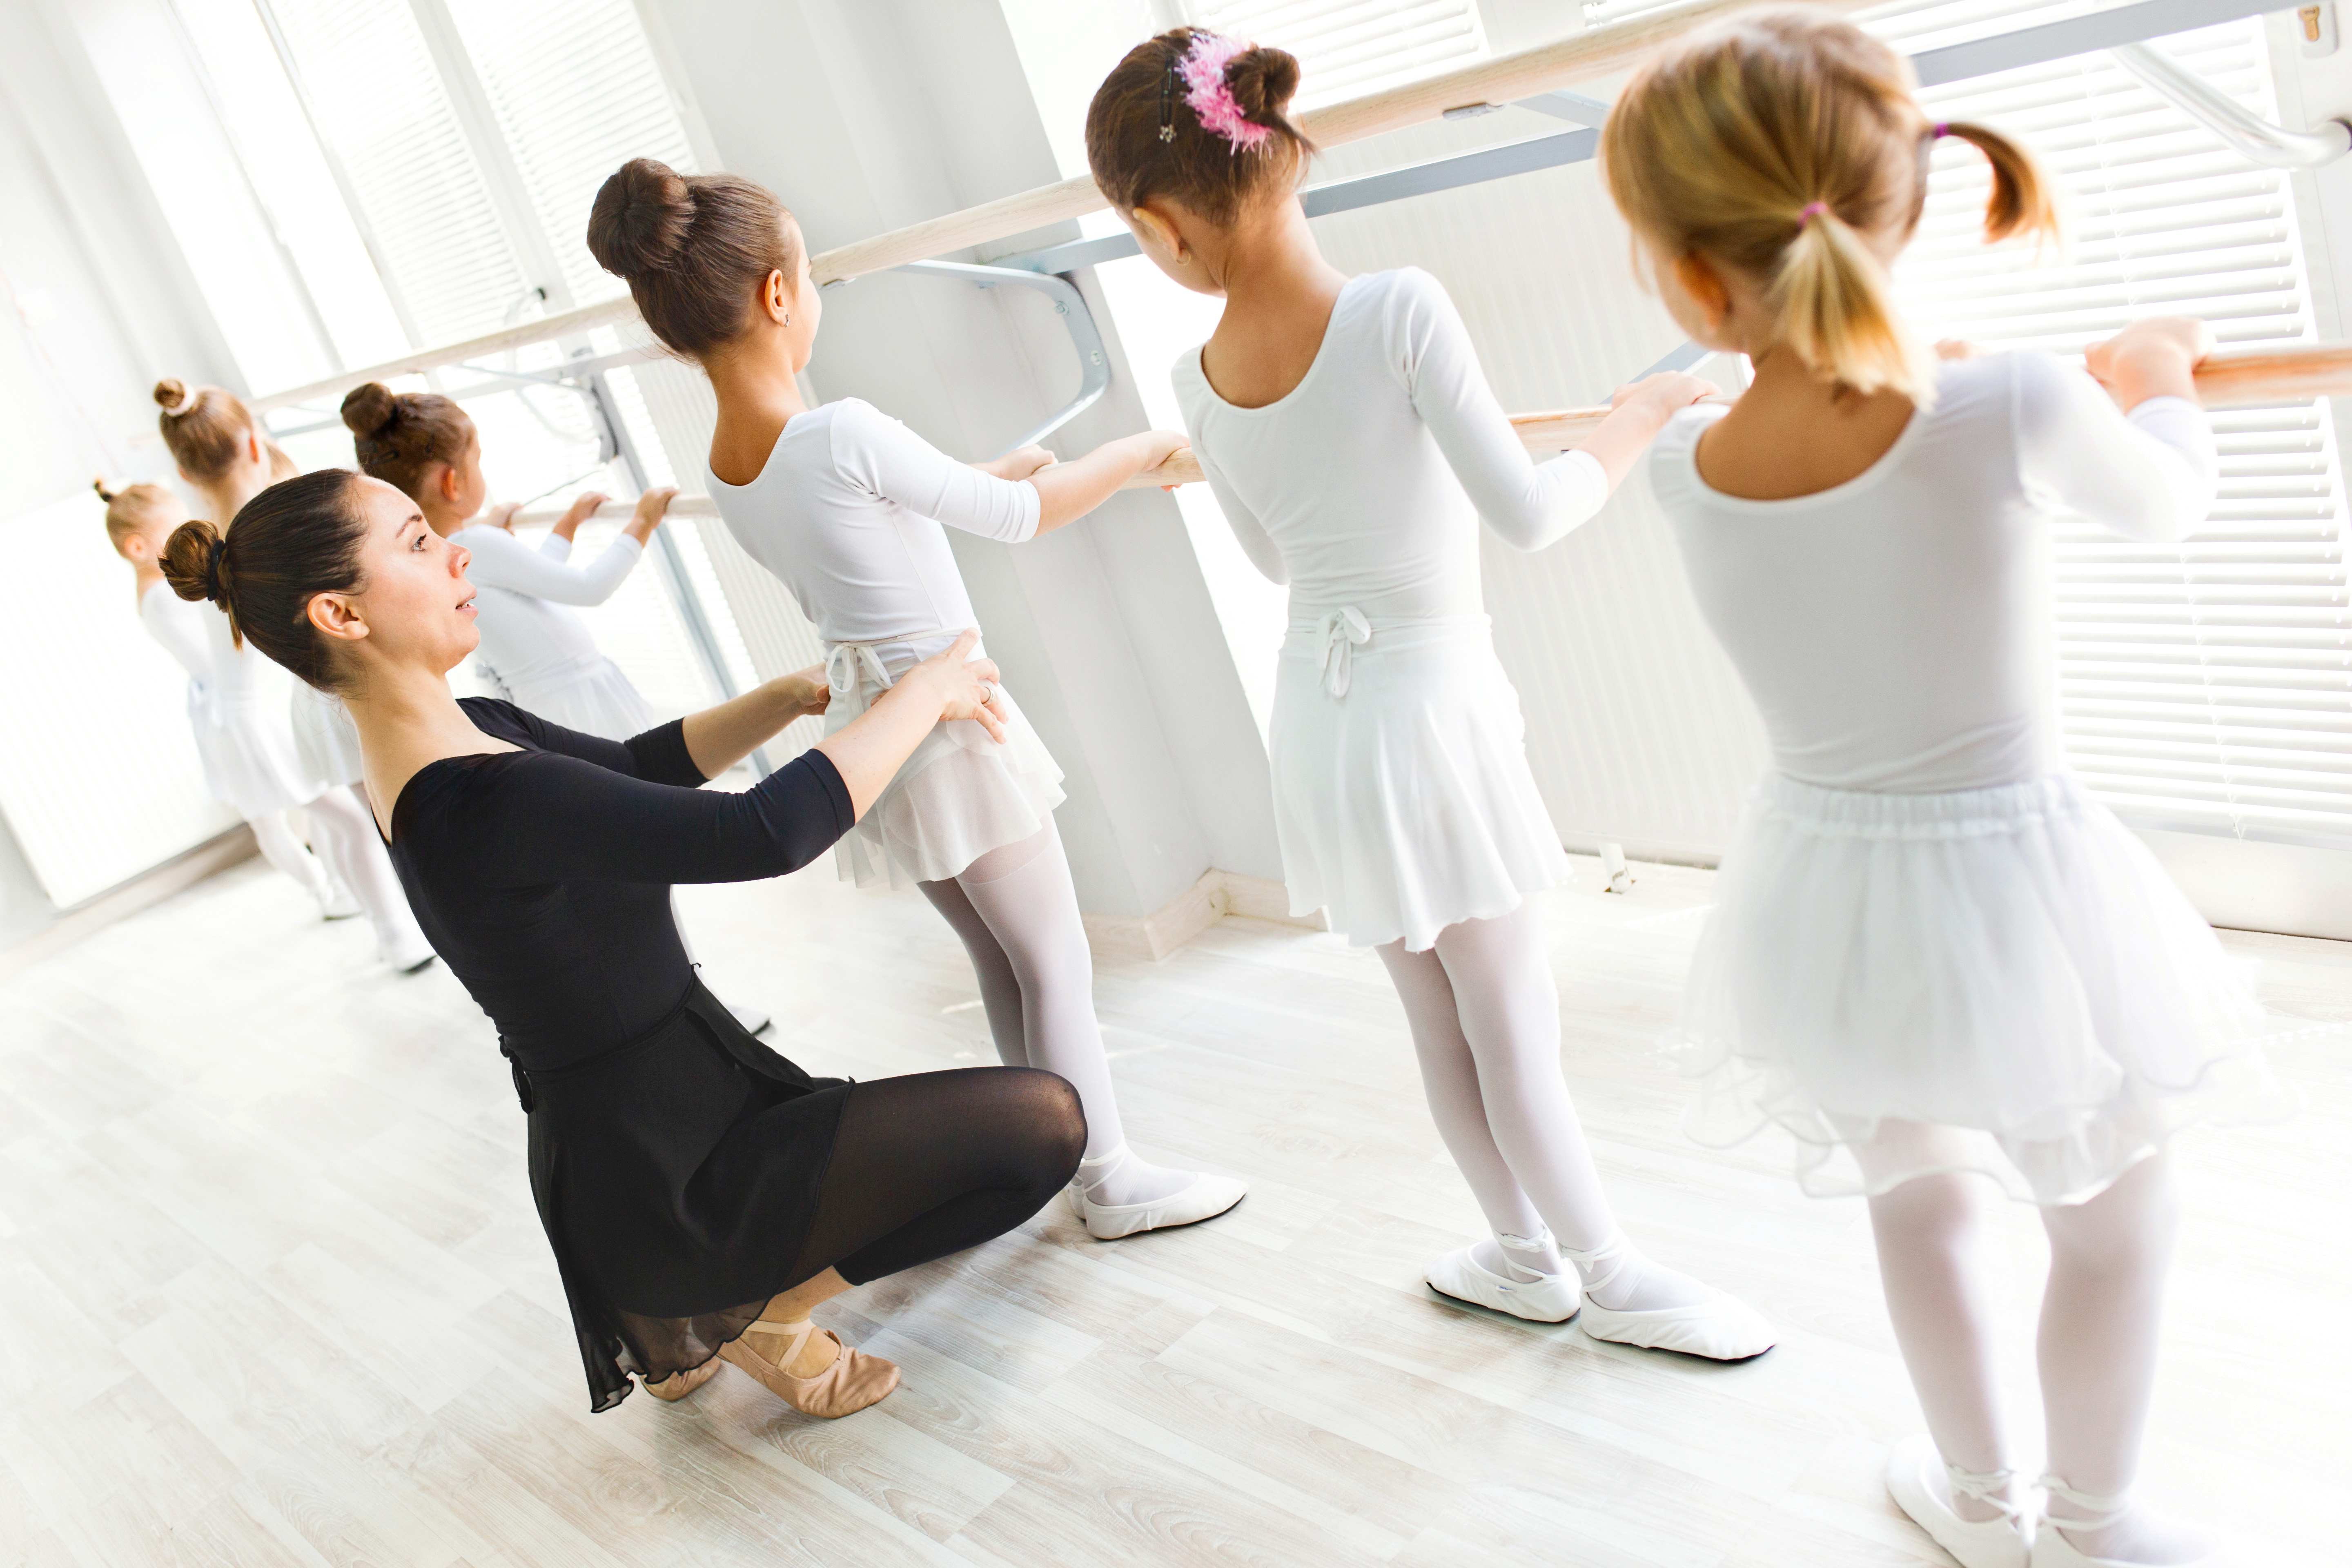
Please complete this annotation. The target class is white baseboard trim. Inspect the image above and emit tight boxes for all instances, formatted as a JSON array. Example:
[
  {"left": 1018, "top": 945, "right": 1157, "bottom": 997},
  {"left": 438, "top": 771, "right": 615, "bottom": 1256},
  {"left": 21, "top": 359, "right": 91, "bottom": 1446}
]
[
  {"left": 1084, "top": 869, "right": 1327, "bottom": 962},
  {"left": 0, "top": 825, "right": 258, "bottom": 984}
]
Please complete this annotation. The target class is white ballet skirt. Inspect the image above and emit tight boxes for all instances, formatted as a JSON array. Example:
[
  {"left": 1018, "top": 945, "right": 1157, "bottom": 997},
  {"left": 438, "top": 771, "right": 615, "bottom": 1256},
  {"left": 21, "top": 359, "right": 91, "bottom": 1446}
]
[
  {"left": 822, "top": 637, "right": 1064, "bottom": 889},
  {"left": 1672, "top": 771, "right": 2286, "bottom": 1205},
  {"left": 142, "top": 588, "right": 325, "bottom": 818},
  {"left": 495, "top": 652, "right": 660, "bottom": 742},
  {"left": 290, "top": 682, "right": 366, "bottom": 788},
  {"left": 1271, "top": 609, "right": 1571, "bottom": 951}
]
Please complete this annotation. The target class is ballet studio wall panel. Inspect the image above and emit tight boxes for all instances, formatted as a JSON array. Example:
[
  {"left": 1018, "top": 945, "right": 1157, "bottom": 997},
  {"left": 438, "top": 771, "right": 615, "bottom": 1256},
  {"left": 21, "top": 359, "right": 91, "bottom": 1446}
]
[{"left": 0, "top": 494, "right": 238, "bottom": 906}]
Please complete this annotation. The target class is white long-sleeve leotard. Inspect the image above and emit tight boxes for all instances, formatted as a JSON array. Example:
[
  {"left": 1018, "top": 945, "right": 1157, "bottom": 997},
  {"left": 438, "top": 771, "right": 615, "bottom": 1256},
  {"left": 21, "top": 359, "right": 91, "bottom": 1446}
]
[
  {"left": 140, "top": 579, "right": 216, "bottom": 685},
  {"left": 450, "top": 523, "right": 644, "bottom": 689},
  {"left": 1169, "top": 267, "right": 1609, "bottom": 618},
  {"left": 1650, "top": 350, "right": 2218, "bottom": 793},
  {"left": 704, "top": 397, "right": 1040, "bottom": 674}
]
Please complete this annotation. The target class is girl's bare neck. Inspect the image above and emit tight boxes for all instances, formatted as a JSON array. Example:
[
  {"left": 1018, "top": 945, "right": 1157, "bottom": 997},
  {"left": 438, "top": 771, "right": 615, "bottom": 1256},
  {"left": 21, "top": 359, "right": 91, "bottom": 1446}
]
[
  {"left": 1200, "top": 214, "right": 1348, "bottom": 410},
  {"left": 706, "top": 345, "right": 810, "bottom": 488},
  {"left": 1693, "top": 346, "right": 1916, "bottom": 502}
]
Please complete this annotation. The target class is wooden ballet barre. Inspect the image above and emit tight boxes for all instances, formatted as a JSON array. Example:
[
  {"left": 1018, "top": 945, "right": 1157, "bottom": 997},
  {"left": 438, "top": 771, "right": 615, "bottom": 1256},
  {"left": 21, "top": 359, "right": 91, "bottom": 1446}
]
[
  {"left": 1116, "top": 342, "right": 2352, "bottom": 490},
  {"left": 254, "top": 0, "right": 1868, "bottom": 415}
]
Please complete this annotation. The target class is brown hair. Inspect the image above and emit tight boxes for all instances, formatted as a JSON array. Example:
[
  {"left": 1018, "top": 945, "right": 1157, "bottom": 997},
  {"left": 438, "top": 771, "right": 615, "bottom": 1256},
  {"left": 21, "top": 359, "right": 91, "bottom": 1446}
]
[
  {"left": 1600, "top": 8, "right": 2057, "bottom": 401},
  {"left": 341, "top": 381, "right": 474, "bottom": 501},
  {"left": 93, "top": 477, "right": 184, "bottom": 552},
  {"left": 1086, "top": 29, "right": 1313, "bottom": 227},
  {"left": 587, "top": 158, "right": 801, "bottom": 358},
  {"left": 154, "top": 378, "right": 299, "bottom": 486},
  {"left": 158, "top": 470, "right": 374, "bottom": 692}
]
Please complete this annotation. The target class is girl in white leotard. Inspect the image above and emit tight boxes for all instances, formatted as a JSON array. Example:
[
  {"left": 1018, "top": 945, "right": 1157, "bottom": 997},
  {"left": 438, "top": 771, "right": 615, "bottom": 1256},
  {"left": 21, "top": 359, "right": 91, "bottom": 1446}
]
[
  {"left": 1604, "top": 13, "right": 2283, "bottom": 1566},
  {"left": 586, "top": 155, "right": 1249, "bottom": 1241},
  {"left": 1088, "top": 28, "right": 1771, "bottom": 1360},
  {"left": 151, "top": 379, "right": 434, "bottom": 973},
  {"left": 99, "top": 479, "right": 352, "bottom": 918},
  {"left": 339, "top": 381, "right": 669, "bottom": 737}
]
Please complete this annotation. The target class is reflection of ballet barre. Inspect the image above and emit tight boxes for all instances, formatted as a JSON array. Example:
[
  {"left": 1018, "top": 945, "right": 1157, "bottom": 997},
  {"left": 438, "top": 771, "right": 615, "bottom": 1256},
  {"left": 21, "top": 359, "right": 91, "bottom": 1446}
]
[
  {"left": 256, "top": 0, "right": 1873, "bottom": 413},
  {"left": 1119, "top": 342, "right": 2352, "bottom": 491},
  {"left": 495, "top": 345, "right": 2352, "bottom": 513}
]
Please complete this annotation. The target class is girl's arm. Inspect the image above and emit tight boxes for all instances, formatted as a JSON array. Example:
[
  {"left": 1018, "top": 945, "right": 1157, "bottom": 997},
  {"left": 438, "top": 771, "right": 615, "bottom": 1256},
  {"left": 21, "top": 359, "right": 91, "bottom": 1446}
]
[
  {"left": 460, "top": 505, "right": 654, "bottom": 606},
  {"left": 844, "top": 399, "right": 1184, "bottom": 542},
  {"left": 1195, "top": 448, "right": 1288, "bottom": 585},
  {"left": 2021, "top": 322, "right": 2218, "bottom": 543},
  {"left": 1394, "top": 270, "right": 1706, "bottom": 551}
]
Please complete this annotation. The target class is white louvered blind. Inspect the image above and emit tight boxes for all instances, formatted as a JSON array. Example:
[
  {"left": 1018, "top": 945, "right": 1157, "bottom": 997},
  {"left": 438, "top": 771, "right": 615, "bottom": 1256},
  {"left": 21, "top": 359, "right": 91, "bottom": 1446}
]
[
  {"left": 259, "top": 0, "right": 533, "bottom": 344},
  {"left": 440, "top": 0, "right": 699, "bottom": 306},
  {"left": 1182, "top": 0, "right": 1489, "bottom": 109},
  {"left": 1889, "top": 13, "right": 2352, "bottom": 848}
]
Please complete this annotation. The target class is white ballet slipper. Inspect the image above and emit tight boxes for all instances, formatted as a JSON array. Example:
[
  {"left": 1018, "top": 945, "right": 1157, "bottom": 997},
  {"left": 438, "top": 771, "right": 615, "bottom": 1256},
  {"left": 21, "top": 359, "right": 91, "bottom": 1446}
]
[
  {"left": 318, "top": 884, "right": 363, "bottom": 920},
  {"left": 1425, "top": 1232, "right": 1581, "bottom": 1323},
  {"left": 2031, "top": 1479, "right": 2223, "bottom": 1568},
  {"left": 1559, "top": 1232, "right": 1777, "bottom": 1361},
  {"left": 1885, "top": 1434, "right": 2029, "bottom": 1568},
  {"left": 380, "top": 928, "right": 437, "bottom": 975},
  {"left": 1072, "top": 1144, "right": 1246, "bottom": 1240}
]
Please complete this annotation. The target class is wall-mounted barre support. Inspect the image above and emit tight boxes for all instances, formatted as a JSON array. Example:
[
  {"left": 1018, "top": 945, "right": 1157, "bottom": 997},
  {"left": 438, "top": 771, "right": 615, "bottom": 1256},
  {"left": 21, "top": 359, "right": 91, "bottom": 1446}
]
[{"left": 893, "top": 261, "right": 1110, "bottom": 455}]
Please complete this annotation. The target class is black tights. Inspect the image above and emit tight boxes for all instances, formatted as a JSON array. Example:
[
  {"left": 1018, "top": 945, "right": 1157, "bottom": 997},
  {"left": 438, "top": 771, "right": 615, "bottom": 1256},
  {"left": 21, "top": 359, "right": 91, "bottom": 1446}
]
[{"left": 788, "top": 1067, "right": 1086, "bottom": 1289}]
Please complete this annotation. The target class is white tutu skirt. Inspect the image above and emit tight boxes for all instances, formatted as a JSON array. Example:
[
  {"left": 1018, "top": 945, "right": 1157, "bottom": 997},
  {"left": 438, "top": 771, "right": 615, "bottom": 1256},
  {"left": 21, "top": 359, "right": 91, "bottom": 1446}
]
[
  {"left": 825, "top": 677, "right": 1064, "bottom": 889},
  {"left": 500, "top": 655, "right": 661, "bottom": 744},
  {"left": 189, "top": 686, "right": 326, "bottom": 819},
  {"left": 1672, "top": 772, "right": 2288, "bottom": 1205},
  {"left": 290, "top": 683, "right": 365, "bottom": 789},
  {"left": 1270, "top": 613, "right": 1570, "bottom": 951}
]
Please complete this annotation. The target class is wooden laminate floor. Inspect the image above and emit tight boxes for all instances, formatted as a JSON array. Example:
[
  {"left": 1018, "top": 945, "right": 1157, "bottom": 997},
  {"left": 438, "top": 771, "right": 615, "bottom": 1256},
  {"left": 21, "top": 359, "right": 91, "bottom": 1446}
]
[{"left": 0, "top": 852, "right": 2343, "bottom": 1567}]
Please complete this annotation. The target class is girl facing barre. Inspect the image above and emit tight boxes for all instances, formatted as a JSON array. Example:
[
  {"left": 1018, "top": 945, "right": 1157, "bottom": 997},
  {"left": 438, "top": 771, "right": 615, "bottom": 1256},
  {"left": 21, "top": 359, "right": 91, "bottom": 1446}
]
[
  {"left": 585, "top": 156, "right": 1247, "bottom": 1241},
  {"left": 1604, "top": 11, "right": 2282, "bottom": 1566},
  {"left": 1087, "top": 29, "right": 1773, "bottom": 1361}
]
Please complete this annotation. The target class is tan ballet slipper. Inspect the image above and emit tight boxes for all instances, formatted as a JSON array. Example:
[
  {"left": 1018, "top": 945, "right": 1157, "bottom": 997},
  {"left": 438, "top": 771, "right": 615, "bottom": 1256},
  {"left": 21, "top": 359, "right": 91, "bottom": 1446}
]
[
  {"left": 719, "top": 1318, "right": 900, "bottom": 1418},
  {"left": 640, "top": 1356, "right": 723, "bottom": 1402}
]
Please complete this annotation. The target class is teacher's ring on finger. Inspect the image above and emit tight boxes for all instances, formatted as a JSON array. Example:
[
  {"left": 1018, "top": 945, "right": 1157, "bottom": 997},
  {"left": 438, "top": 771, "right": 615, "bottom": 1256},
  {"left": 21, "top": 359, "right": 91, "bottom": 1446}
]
[{"left": 980, "top": 680, "right": 1002, "bottom": 707}]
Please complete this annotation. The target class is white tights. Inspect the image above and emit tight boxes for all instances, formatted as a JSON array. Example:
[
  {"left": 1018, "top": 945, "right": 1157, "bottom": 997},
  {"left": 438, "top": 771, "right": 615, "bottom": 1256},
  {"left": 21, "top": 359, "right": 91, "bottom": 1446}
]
[
  {"left": 301, "top": 786, "right": 429, "bottom": 964},
  {"left": 247, "top": 808, "right": 338, "bottom": 909},
  {"left": 1376, "top": 904, "right": 1709, "bottom": 1313},
  {"left": 1869, "top": 1153, "right": 2204, "bottom": 1563},
  {"left": 919, "top": 823, "right": 1193, "bottom": 1209}
]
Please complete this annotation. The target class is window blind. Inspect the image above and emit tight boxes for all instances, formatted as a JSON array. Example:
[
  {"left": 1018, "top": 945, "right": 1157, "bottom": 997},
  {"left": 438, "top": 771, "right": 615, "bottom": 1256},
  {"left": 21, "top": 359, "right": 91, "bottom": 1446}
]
[
  {"left": 1180, "top": 0, "right": 1488, "bottom": 109},
  {"left": 440, "top": 0, "right": 699, "bottom": 307},
  {"left": 1891, "top": 14, "right": 2352, "bottom": 848},
  {"left": 258, "top": 0, "right": 533, "bottom": 345}
]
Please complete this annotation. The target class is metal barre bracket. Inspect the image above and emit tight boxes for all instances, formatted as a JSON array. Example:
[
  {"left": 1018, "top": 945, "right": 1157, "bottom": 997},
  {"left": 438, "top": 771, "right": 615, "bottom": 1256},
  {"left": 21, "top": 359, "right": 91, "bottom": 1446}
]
[{"left": 893, "top": 259, "right": 1111, "bottom": 457}]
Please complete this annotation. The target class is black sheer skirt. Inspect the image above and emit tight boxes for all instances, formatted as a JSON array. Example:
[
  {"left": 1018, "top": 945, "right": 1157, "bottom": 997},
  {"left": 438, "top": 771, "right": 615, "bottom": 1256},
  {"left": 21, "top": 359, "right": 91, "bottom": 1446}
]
[{"left": 512, "top": 977, "right": 1087, "bottom": 1412}]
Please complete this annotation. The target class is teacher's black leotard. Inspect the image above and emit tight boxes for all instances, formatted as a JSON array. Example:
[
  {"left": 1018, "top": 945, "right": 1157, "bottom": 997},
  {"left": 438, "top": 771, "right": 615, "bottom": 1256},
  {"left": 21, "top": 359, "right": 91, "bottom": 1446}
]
[{"left": 389, "top": 699, "right": 1084, "bottom": 1410}]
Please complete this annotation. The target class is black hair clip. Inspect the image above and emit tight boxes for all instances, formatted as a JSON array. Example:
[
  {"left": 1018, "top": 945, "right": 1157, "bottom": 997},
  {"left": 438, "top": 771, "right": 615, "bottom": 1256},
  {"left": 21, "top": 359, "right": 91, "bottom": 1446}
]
[{"left": 1159, "top": 58, "right": 1178, "bottom": 143}]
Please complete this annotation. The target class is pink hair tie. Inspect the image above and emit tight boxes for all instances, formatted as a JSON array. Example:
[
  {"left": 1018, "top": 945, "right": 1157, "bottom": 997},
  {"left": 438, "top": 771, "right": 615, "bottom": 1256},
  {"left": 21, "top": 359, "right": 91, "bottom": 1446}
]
[
  {"left": 1932, "top": 122, "right": 1953, "bottom": 138},
  {"left": 1797, "top": 200, "right": 1830, "bottom": 229},
  {"left": 1181, "top": 31, "right": 1274, "bottom": 152}
]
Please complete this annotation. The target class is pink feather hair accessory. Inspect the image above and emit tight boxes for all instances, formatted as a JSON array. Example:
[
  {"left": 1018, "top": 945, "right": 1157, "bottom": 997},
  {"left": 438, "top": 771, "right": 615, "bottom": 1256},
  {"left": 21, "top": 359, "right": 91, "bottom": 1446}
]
[{"left": 1181, "top": 32, "right": 1274, "bottom": 151}]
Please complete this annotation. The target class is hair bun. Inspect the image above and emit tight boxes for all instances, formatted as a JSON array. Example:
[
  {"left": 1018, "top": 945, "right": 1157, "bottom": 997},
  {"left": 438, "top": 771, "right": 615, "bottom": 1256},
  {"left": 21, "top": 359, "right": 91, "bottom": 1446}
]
[
  {"left": 158, "top": 518, "right": 229, "bottom": 607},
  {"left": 152, "top": 378, "right": 195, "bottom": 414},
  {"left": 340, "top": 381, "right": 399, "bottom": 440},
  {"left": 1225, "top": 44, "right": 1301, "bottom": 124},
  {"left": 588, "top": 157, "right": 694, "bottom": 278},
  {"left": 93, "top": 476, "right": 122, "bottom": 503}
]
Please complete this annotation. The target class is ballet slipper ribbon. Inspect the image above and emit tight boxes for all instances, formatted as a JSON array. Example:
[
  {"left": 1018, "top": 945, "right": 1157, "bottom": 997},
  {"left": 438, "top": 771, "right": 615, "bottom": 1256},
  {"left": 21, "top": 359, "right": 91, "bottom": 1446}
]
[{"left": 1315, "top": 606, "right": 1373, "bottom": 698}]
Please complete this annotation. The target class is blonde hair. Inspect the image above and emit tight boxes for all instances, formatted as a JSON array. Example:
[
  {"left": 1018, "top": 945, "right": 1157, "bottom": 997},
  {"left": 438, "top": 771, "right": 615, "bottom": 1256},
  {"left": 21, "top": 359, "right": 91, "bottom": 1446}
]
[
  {"left": 152, "top": 378, "right": 299, "bottom": 488},
  {"left": 92, "top": 477, "right": 186, "bottom": 553},
  {"left": 1600, "top": 8, "right": 2058, "bottom": 401}
]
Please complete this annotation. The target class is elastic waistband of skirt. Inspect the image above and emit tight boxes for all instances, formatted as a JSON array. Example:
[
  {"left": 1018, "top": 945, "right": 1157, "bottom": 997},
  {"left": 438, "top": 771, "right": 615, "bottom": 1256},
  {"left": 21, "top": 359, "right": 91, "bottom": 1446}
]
[{"left": 1750, "top": 771, "right": 2097, "bottom": 840}]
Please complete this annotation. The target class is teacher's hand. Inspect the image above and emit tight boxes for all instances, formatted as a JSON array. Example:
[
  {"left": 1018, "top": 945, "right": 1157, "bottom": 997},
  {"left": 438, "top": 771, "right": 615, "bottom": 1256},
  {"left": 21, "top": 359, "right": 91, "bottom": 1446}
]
[{"left": 901, "top": 630, "right": 1008, "bottom": 743}]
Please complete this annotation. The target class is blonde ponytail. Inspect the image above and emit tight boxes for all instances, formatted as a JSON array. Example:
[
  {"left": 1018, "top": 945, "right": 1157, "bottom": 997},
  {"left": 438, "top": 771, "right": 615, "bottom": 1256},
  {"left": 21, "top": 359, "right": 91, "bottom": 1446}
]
[
  {"left": 1768, "top": 204, "right": 1932, "bottom": 400},
  {"left": 1602, "top": 8, "right": 2058, "bottom": 404}
]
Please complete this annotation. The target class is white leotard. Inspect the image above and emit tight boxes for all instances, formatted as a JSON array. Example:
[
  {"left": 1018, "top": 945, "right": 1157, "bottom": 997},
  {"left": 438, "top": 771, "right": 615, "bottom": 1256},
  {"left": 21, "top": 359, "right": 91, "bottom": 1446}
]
[
  {"left": 1171, "top": 267, "right": 1609, "bottom": 622},
  {"left": 705, "top": 397, "right": 1039, "bottom": 676},
  {"left": 1650, "top": 351, "right": 2216, "bottom": 793},
  {"left": 451, "top": 524, "right": 643, "bottom": 689},
  {"left": 138, "top": 579, "right": 214, "bottom": 684}
]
